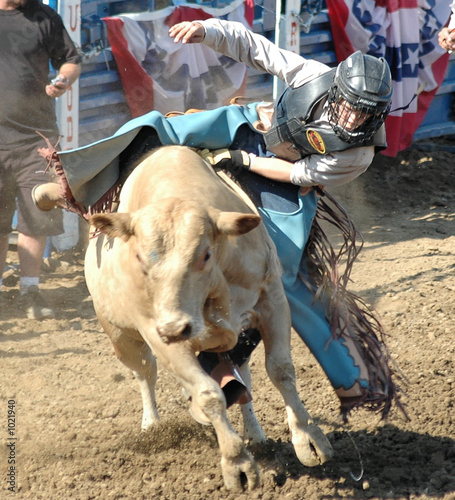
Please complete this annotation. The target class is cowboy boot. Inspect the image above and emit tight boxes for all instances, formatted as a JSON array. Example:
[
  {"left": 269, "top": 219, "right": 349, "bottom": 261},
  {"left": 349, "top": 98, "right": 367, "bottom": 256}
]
[{"left": 31, "top": 182, "right": 64, "bottom": 211}]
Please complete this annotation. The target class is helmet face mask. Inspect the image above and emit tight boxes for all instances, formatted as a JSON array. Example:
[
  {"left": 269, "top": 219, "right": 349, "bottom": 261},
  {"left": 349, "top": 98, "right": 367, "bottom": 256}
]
[{"left": 328, "top": 51, "right": 392, "bottom": 143}]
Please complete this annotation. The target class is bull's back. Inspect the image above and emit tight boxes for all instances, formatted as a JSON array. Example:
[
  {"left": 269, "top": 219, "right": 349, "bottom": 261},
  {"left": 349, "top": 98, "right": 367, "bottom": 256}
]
[{"left": 119, "top": 146, "right": 250, "bottom": 214}]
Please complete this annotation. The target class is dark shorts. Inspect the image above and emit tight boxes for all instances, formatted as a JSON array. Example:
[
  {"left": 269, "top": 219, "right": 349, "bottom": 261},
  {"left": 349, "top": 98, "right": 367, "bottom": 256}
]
[{"left": 0, "top": 139, "right": 63, "bottom": 237}]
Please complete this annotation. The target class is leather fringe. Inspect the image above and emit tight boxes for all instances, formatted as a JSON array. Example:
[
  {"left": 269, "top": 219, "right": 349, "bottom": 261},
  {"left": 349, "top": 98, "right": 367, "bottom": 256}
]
[
  {"left": 36, "top": 132, "right": 91, "bottom": 221},
  {"left": 35, "top": 132, "right": 124, "bottom": 222},
  {"left": 304, "top": 188, "right": 408, "bottom": 421}
]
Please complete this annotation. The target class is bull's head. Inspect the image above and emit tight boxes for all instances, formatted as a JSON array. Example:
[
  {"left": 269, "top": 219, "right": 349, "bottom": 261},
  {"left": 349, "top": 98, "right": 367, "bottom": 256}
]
[{"left": 89, "top": 198, "right": 261, "bottom": 348}]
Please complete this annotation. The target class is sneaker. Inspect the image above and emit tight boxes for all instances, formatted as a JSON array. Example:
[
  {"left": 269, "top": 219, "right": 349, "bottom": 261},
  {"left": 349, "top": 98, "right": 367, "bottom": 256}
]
[{"left": 17, "top": 286, "right": 55, "bottom": 320}]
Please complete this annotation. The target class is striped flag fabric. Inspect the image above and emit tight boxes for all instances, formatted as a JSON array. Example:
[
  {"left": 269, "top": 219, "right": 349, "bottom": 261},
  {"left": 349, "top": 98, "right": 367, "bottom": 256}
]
[
  {"left": 326, "top": 0, "right": 452, "bottom": 156},
  {"left": 103, "top": 0, "right": 253, "bottom": 118}
]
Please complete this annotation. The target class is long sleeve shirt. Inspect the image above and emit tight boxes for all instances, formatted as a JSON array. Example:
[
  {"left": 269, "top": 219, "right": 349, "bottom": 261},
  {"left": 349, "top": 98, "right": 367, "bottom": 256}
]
[{"left": 200, "top": 19, "right": 375, "bottom": 188}]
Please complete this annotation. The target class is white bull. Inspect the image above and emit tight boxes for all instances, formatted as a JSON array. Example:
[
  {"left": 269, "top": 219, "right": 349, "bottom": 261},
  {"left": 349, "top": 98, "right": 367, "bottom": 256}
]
[{"left": 84, "top": 145, "right": 333, "bottom": 491}]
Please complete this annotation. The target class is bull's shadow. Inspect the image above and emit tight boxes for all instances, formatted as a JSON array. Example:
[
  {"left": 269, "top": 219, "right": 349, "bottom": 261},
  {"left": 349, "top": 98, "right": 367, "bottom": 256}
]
[
  {"left": 124, "top": 415, "right": 454, "bottom": 498},
  {"left": 256, "top": 423, "right": 455, "bottom": 499}
]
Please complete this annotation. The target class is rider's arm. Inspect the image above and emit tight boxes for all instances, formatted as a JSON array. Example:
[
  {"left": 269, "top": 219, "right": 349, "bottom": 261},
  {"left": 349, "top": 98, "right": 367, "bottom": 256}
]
[
  {"left": 248, "top": 156, "right": 293, "bottom": 183},
  {"left": 202, "top": 19, "right": 330, "bottom": 88},
  {"left": 291, "top": 146, "right": 375, "bottom": 187},
  {"left": 249, "top": 146, "right": 375, "bottom": 188},
  {"left": 170, "top": 19, "right": 330, "bottom": 88}
]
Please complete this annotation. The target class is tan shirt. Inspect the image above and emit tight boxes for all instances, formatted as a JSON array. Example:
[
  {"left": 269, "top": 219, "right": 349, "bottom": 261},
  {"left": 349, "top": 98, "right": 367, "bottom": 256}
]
[{"left": 201, "top": 18, "right": 375, "bottom": 187}]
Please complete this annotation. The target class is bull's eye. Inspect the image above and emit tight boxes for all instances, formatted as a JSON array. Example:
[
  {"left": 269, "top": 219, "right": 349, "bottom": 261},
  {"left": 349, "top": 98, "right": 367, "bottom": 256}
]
[
  {"left": 195, "top": 247, "right": 212, "bottom": 271},
  {"left": 204, "top": 249, "right": 212, "bottom": 263}
]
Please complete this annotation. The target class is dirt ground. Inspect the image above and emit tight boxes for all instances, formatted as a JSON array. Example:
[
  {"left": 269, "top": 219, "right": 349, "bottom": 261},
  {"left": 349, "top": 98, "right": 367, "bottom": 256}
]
[{"left": 1, "top": 142, "right": 455, "bottom": 500}]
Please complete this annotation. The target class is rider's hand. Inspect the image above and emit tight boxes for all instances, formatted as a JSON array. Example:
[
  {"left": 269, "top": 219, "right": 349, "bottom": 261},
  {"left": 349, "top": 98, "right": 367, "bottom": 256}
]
[
  {"left": 198, "top": 149, "right": 251, "bottom": 176},
  {"left": 169, "top": 21, "right": 205, "bottom": 44}
]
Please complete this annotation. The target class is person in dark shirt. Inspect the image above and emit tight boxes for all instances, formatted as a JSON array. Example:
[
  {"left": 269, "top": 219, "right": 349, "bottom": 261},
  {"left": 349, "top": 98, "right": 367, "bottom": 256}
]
[{"left": 0, "top": 0, "right": 81, "bottom": 319}]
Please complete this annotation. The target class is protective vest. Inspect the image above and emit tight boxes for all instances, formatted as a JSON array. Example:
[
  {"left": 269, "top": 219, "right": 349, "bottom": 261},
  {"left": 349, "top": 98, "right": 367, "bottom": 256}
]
[{"left": 263, "top": 70, "right": 387, "bottom": 156}]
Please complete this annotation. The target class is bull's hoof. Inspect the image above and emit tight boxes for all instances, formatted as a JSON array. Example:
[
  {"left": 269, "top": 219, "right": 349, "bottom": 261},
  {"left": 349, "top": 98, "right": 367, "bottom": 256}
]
[
  {"left": 32, "top": 183, "right": 62, "bottom": 211},
  {"left": 221, "top": 449, "right": 260, "bottom": 491},
  {"left": 293, "top": 424, "right": 334, "bottom": 467}
]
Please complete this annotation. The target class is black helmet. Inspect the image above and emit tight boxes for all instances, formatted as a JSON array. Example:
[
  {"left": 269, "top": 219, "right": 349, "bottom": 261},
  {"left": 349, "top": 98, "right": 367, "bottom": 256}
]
[{"left": 327, "top": 51, "right": 392, "bottom": 143}]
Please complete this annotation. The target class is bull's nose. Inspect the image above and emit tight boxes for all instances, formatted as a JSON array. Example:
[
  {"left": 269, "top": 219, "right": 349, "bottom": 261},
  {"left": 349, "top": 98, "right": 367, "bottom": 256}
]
[{"left": 156, "top": 320, "right": 193, "bottom": 342}]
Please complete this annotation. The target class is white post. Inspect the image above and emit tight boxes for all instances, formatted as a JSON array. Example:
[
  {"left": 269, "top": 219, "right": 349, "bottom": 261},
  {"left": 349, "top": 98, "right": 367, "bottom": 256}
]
[
  {"left": 52, "top": 0, "right": 81, "bottom": 251},
  {"left": 273, "top": 0, "right": 301, "bottom": 100},
  {"left": 273, "top": 0, "right": 283, "bottom": 100}
]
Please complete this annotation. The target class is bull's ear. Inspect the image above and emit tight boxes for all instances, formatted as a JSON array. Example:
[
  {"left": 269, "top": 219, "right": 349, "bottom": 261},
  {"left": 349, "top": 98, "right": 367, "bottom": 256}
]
[
  {"left": 90, "top": 213, "right": 134, "bottom": 242},
  {"left": 212, "top": 209, "right": 261, "bottom": 236}
]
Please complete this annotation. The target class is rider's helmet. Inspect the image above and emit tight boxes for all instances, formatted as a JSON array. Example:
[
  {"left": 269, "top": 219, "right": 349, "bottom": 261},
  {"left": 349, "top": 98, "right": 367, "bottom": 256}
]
[{"left": 327, "top": 50, "right": 392, "bottom": 143}]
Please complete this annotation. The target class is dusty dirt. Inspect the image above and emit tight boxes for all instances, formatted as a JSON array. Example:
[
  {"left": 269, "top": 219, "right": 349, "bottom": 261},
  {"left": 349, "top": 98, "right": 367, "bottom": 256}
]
[{"left": 1, "top": 143, "right": 455, "bottom": 500}]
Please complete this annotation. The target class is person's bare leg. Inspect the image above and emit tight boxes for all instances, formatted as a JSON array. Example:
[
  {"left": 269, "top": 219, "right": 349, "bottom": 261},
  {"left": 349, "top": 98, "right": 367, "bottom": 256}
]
[
  {"left": 16, "top": 233, "right": 54, "bottom": 319},
  {"left": 17, "top": 233, "right": 46, "bottom": 278}
]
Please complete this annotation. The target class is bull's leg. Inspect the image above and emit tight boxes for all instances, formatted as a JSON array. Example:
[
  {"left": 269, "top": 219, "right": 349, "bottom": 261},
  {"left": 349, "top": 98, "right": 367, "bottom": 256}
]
[
  {"left": 258, "top": 285, "right": 334, "bottom": 467},
  {"left": 263, "top": 345, "right": 333, "bottom": 466},
  {"left": 102, "top": 321, "right": 160, "bottom": 430},
  {"left": 149, "top": 341, "right": 260, "bottom": 492},
  {"left": 237, "top": 362, "right": 266, "bottom": 444}
]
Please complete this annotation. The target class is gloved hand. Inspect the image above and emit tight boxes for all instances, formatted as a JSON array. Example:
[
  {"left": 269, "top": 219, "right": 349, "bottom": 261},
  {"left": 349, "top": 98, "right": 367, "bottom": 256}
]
[{"left": 198, "top": 148, "right": 251, "bottom": 176}]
